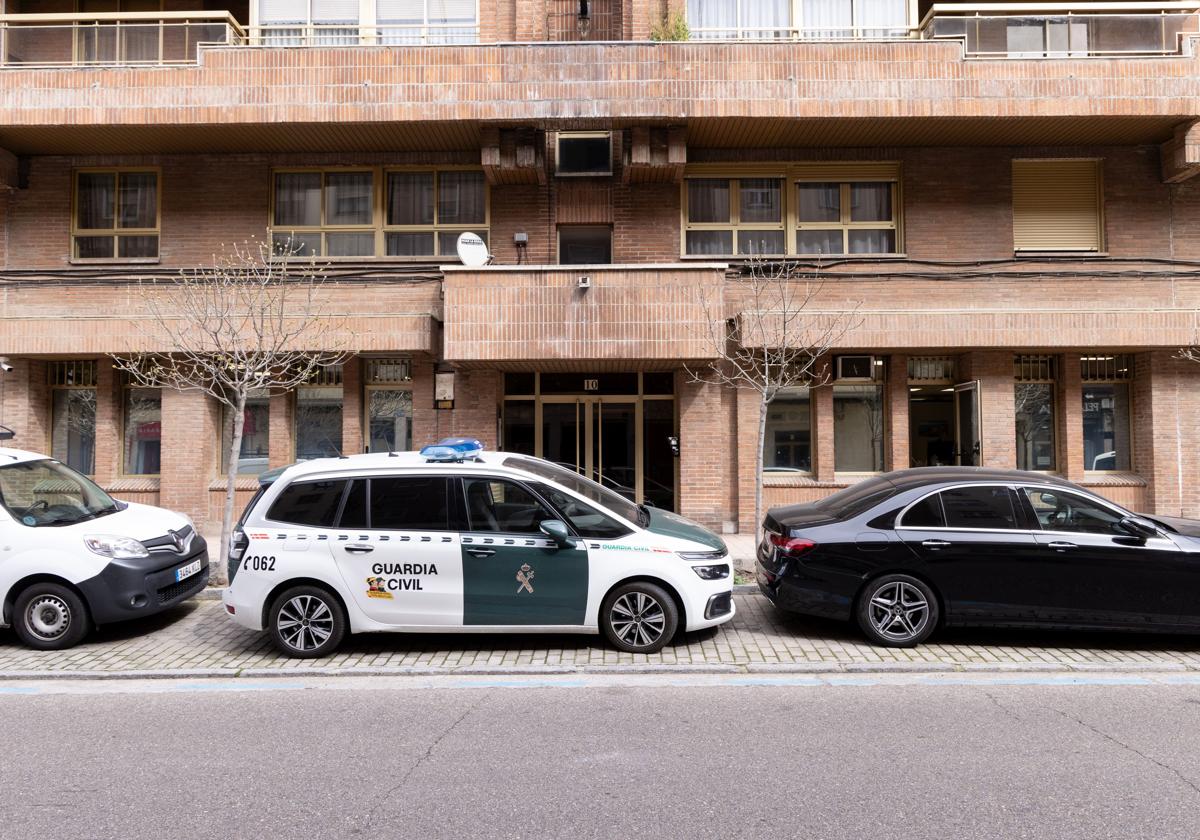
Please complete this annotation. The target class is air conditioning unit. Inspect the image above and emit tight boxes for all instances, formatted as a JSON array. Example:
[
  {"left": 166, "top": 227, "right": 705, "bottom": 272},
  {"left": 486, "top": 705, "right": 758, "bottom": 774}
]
[{"left": 836, "top": 355, "right": 877, "bottom": 381}]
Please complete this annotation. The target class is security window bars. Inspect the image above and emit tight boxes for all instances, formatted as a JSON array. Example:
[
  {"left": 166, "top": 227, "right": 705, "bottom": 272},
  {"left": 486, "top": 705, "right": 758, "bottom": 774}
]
[
  {"left": 270, "top": 168, "right": 488, "bottom": 259},
  {"left": 366, "top": 358, "right": 413, "bottom": 384},
  {"left": 907, "top": 356, "right": 955, "bottom": 383},
  {"left": 72, "top": 169, "right": 159, "bottom": 260},
  {"left": 1080, "top": 353, "right": 1132, "bottom": 382}
]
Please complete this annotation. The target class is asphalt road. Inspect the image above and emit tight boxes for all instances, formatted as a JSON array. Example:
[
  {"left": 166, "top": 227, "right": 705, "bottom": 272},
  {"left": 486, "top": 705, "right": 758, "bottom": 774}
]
[{"left": 1, "top": 675, "right": 1199, "bottom": 840}]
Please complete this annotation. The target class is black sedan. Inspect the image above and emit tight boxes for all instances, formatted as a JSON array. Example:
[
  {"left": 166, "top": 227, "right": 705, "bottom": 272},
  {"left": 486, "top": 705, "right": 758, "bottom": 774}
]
[{"left": 757, "top": 467, "right": 1200, "bottom": 646}]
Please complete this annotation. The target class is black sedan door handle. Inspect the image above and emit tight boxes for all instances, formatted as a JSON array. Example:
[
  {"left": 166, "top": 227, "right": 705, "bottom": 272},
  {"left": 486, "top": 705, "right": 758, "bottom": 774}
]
[
  {"left": 1047, "top": 541, "right": 1076, "bottom": 551},
  {"left": 344, "top": 544, "right": 374, "bottom": 554},
  {"left": 921, "top": 539, "right": 951, "bottom": 549},
  {"left": 466, "top": 548, "right": 495, "bottom": 558}
]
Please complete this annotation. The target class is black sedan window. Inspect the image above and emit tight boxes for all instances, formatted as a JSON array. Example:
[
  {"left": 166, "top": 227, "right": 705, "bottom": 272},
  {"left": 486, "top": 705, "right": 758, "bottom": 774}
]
[
  {"left": 900, "top": 494, "right": 945, "bottom": 528},
  {"left": 940, "top": 486, "right": 1019, "bottom": 530},
  {"left": 1022, "top": 488, "right": 1124, "bottom": 535}
]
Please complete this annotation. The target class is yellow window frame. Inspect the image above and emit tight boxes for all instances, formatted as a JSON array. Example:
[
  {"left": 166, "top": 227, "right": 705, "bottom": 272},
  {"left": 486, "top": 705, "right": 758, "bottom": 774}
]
[{"left": 70, "top": 167, "right": 161, "bottom": 262}]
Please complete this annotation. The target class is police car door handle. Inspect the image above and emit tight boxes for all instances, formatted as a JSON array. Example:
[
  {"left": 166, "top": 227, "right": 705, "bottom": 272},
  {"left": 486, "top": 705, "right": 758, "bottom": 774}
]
[
  {"left": 466, "top": 547, "right": 495, "bottom": 558},
  {"left": 344, "top": 544, "right": 374, "bottom": 554}
]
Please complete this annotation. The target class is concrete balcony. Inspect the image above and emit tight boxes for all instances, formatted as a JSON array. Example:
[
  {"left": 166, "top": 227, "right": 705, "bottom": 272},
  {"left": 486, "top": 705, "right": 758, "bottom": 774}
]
[{"left": 442, "top": 264, "right": 725, "bottom": 364}]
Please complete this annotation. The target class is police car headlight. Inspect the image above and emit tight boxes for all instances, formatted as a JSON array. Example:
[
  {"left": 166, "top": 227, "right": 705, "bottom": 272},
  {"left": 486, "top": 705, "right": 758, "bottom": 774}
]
[
  {"left": 691, "top": 563, "right": 730, "bottom": 580},
  {"left": 84, "top": 535, "right": 150, "bottom": 560}
]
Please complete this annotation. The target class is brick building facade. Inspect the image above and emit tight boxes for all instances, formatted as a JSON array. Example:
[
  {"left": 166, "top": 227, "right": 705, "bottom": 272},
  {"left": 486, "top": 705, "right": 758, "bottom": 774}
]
[{"left": 3, "top": 0, "right": 1200, "bottom": 538}]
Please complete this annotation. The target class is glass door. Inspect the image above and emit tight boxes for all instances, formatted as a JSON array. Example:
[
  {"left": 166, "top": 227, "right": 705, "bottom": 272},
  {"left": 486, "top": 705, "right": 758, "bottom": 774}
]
[
  {"left": 954, "top": 381, "right": 982, "bottom": 466},
  {"left": 593, "top": 401, "right": 637, "bottom": 501}
]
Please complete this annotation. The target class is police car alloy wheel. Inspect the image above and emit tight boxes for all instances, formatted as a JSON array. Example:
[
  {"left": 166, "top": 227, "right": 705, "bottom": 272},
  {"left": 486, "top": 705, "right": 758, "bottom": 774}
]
[
  {"left": 268, "top": 585, "right": 347, "bottom": 658},
  {"left": 13, "top": 582, "right": 91, "bottom": 651},
  {"left": 600, "top": 581, "right": 678, "bottom": 654}
]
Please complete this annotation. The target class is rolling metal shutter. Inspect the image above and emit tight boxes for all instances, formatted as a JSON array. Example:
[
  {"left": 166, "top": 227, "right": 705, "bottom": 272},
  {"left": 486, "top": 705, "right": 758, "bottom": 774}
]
[{"left": 1012, "top": 159, "right": 1103, "bottom": 252}]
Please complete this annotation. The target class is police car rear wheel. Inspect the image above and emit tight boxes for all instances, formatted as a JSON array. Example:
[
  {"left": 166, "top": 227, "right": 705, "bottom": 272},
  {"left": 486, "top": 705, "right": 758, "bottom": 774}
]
[
  {"left": 601, "top": 582, "right": 678, "bottom": 654},
  {"left": 14, "top": 583, "right": 91, "bottom": 650},
  {"left": 268, "top": 586, "right": 346, "bottom": 658}
]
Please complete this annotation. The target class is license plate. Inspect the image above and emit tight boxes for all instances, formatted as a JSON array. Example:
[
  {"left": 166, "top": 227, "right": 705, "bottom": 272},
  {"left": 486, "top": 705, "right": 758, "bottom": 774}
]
[{"left": 175, "top": 559, "right": 202, "bottom": 583}]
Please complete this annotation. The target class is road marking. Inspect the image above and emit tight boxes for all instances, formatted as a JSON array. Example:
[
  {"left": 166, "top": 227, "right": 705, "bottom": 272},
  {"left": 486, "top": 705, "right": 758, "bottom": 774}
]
[{"left": 0, "top": 671, "right": 1198, "bottom": 696}]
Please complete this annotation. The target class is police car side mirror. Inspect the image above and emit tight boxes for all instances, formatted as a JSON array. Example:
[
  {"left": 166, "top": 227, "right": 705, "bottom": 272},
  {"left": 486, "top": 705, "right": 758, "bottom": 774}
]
[{"left": 539, "top": 519, "right": 577, "bottom": 549}]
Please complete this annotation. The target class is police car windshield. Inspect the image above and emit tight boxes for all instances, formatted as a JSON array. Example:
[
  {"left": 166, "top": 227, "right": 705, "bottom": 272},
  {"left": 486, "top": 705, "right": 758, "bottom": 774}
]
[
  {"left": 0, "top": 459, "right": 119, "bottom": 527},
  {"left": 502, "top": 457, "right": 641, "bottom": 525}
]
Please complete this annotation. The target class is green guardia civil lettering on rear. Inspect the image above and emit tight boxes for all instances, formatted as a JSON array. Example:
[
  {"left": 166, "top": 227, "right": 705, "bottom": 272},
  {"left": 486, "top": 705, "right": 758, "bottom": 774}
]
[{"left": 461, "top": 541, "right": 589, "bottom": 625}]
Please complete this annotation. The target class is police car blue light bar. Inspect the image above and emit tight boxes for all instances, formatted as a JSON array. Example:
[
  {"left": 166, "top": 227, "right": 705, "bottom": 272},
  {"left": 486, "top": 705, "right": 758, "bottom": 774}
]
[{"left": 419, "top": 438, "right": 484, "bottom": 462}]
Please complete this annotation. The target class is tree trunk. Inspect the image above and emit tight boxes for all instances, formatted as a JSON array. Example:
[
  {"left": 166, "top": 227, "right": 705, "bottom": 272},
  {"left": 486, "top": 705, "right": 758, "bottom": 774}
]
[
  {"left": 754, "top": 394, "right": 768, "bottom": 544},
  {"left": 217, "top": 391, "right": 247, "bottom": 587}
]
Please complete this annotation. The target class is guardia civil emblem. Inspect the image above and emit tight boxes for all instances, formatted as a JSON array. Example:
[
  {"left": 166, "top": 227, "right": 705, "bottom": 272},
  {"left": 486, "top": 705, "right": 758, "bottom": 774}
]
[{"left": 516, "top": 563, "right": 535, "bottom": 594}]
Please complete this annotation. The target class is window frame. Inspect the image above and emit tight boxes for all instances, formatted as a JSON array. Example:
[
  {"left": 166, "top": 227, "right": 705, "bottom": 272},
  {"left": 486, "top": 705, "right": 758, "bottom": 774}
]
[
  {"left": 1014, "top": 354, "right": 1058, "bottom": 473},
  {"left": 268, "top": 165, "right": 490, "bottom": 260},
  {"left": 120, "top": 380, "right": 162, "bottom": 478},
  {"left": 832, "top": 381, "right": 887, "bottom": 476},
  {"left": 1080, "top": 353, "right": 1134, "bottom": 475},
  {"left": 762, "top": 385, "right": 814, "bottom": 476},
  {"left": 70, "top": 167, "right": 161, "bottom": 263},
  {"left": 555, "top": 131, "right": 614, "bottom": 177},
  {"left": 896, "top": 483, "right": 1029, "bottom": 533},
  {"left": 681, "top": 163, "right": 903, "bottom": 259},
  {"left": 47, "top": 360, "right": 99, "bottom": 477}
]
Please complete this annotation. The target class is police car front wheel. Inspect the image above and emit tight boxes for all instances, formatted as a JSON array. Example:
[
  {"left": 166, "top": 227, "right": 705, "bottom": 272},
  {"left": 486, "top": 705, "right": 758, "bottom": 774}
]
[
  {"left": 268, "top": 585, "right": 347, "bottom": 658},
  {"left": 601, "top": 582, "right": 679, "bottom": 654},
  {"left": 14, "top": 582, "right": 92, "bottom": 650}
]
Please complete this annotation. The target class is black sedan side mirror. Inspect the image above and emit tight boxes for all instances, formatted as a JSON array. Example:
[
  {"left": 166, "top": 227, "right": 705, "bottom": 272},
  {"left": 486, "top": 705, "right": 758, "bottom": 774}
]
[
  {"left": 1117, "top": 516, "right": 1159, "bottom": 540},
  {"left": 539, "top": 519, "right": 578, "bottom": 549}
]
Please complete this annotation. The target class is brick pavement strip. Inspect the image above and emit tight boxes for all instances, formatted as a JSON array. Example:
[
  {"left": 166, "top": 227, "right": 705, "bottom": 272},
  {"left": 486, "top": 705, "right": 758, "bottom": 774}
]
[{"left": 2, "top": 588, "right": 1200, "bottom": 678}]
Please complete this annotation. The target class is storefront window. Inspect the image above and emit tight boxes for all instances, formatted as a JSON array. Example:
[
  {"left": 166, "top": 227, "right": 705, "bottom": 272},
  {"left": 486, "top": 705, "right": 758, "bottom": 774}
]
[
  {"left": 1015, "top": 383, "right": 1055, "bottom": 470},
  {"left": 834, "top": 384, "right": 884, "bottom": 472},
  {"left": 367, "top": 389, "right": 413, "bottom": 453},
  {"left": 764, "top": 387, "right": 811, "bottom": 472},
  {"left": 502, "top": 401, "right": 536, "bottom": 456},
  {"left": 295, "top": 385, "right": 343, "bottom": 460},
  {"left": 51, "top": 389, "right": 96, "bottom": 475},
  {"left": 222, "top": 392, "right": 270, "bottom": 475},
  {"left": 123, "top": 387, "right": 161, "bottom": 475},
  {"left": 1082, "top": 383, "right": 1131, "bottom": 471}
]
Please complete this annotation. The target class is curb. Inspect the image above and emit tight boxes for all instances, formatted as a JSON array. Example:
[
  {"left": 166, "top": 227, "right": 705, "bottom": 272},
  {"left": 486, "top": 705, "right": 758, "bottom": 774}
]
[{"left": 2, "top": 661, "right": 1197, "bottom": 681}]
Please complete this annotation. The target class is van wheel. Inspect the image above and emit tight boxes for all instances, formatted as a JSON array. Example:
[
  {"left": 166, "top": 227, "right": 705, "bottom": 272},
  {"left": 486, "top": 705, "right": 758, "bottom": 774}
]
[
  {"left": 268, "top": 586, "right": 346, "bottom": 658},
  {"left": 14, "top": 583, "right": 92, "bottom": 650},
  {"left": 601, "top": 582, "right": 678, "bottom": 654}
]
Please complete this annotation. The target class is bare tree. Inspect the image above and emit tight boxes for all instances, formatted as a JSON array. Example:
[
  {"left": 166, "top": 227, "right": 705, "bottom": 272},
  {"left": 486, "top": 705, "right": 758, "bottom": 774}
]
[
  {"left": 113, "top": 240, "right": 349, "bottom": 581},
  {"left": 687, "top": 259, "right": 860, "bottom": 538}
]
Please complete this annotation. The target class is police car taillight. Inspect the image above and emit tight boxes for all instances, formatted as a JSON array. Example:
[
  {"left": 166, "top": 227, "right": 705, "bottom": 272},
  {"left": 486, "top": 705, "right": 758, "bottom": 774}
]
[
  {"left": 768, "top": 533, "right": 816, "bottom": 556},
  {"left": 227, "top": 528, "right": 249, "bottom": 583}
]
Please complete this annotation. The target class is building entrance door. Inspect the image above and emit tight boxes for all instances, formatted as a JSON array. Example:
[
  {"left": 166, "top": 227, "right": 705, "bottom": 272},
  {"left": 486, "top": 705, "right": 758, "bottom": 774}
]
[
  {"left": 542, "top": 398, "right": 638, "bottom": 500},
  {"left": 954, "top": 381, "right": 982, "bottom": 466}
]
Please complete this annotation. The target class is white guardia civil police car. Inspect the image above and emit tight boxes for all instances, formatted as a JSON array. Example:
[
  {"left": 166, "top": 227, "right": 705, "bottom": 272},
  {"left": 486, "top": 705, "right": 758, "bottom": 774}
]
[
  {"left": 223, "top": 439, "right": 734, "bottom": 657},
  {"left": 0, "top": 447, "right": 209, "bottom": 649}
]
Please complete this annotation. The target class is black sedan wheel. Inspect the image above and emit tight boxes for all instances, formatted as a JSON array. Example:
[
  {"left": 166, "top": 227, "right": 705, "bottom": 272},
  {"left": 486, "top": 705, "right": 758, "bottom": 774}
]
[{"left": 856, "top": 574, "right": 939, "bottom": 647}]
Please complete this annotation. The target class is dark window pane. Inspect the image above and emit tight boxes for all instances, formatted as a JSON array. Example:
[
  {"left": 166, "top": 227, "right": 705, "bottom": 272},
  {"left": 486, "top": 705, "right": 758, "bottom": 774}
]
[
  {"left": 339, "top": 479, "right": 368, "bottom": 529},
  {"left": 272, "top": 232, "right": 319, "bottom": 257},
  {"left": 941, "top": 486, "right": 1018, "bottom": 530},
  {"left": 76, "top": 172, "right": 115, "bottom": 230},
  {"left": 849, "top": 183, "right": 892, "bottom": 222},
  {"left": 273, "top": 172, "right": 322, "bottom": 227},
  {"left": 370, "top": 476, "right": 450, "bottom": 530},
  {"left": 797, "top": 229, "right": 844, "bottom": 255},
  {"left": 1082, "top": 383, "right": 1130, "bottom": 471},
  {"left": 75, "top": 236, "right": 115, "bottom": 259},
  {"left": 848, "top": 229, "right": 896, "bottom": 254},
  {"left": 902, "top": 494, "right": 945, "bottom": 528},
  {"left": 504, "top": 373, "right": 535, "bottom": 395},
  {"left": 437, "top": 171, "right": 486, "bottom": 225},
  {"left": 557, "top": 135, "right": 611, "bottom": 174},
  {"left": 687, "top": 179, "right": 730, "bottom": 223},
  {"left": 367, "top": 389, "right": 412, "bottom": 453},
  {"left": 118, "top": 235, "right": 158, "bottom": 259},
  {"left": 51, "top": 389, "right": 96, "bottom": 475},
  {"left": 502, "top": 400, "right": 536, "bottom": 455},
  {"left": 325, "top": 232, "right": 375, "bottom": 257},
  {"left": 686, "top": 230, "right": 733, "bottom": 255},
  {"left": 386, "top": 232, "right": 436, "bottom": 257},
  {"left": 123, "top": 387, "right": 161, "bottom": 474},
  {"left": 739, "top": 178, "right": 782, "bottom": 223},
  {"left": 737, "top": 230, "right": 785, "bottom": 256},
  {"left": 324, "top": 172, "right": 373, "bottom": 226},
  {"left": 464, "top": 478, "right": 552, "bottom": 534},
  {"left": 559, "top": 226, "right": 611, "bottom": 265},
  {"left": 267, "top": 479, "right": 347, "bottom": 527},
  {"left": 642, "top": 372, "right": 674, "bottom": 395},
  {"left": 1015, "top": 383, "right": 1056, "bottom": 471},
  {"left": 118, "top": 172, "right": 157, "bottom": 229},
  {"left": 386, "top": 172, "right": 435, "bottom": 226},
  {"left": 641, "top": 399, "right": 676, "bottom": 511},
  {"left": 797, "top": 182, "right": 840, "bottom": 222},
  {"left": 765, "top": 387, "right": 811, "bottom": 471}
]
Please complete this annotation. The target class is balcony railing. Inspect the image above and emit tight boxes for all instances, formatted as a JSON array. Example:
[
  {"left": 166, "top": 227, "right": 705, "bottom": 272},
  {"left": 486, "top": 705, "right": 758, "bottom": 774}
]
[
  {"left": 0, "top": 12, "right": 245, "bottom": 66},
  {"left": 922, "top": 3, "right": 1200, "bottom": 57},
  {"left": 252, "top": 23, "right": 479, "bottom": 46}
]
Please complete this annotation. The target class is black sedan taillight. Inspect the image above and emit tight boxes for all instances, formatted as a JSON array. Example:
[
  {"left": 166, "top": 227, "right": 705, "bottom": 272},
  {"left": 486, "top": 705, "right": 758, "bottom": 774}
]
[{"left": 768, "top": 533, "right": 817, "bottom": 557}]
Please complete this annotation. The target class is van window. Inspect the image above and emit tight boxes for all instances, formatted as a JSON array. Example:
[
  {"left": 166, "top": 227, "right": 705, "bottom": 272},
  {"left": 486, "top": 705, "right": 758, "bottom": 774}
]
[
  {"left": 370, "top": 476, "right": 451, "bottom": 531},
  {"left": 266, "top": 480, "right": 347, "bottom": 527}
]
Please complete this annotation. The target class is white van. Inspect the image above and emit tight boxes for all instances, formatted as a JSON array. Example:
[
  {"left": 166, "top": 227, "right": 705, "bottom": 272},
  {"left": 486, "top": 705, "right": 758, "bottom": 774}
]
[{"left": 0, "top": 448, "right": 209, "bottom": 649}]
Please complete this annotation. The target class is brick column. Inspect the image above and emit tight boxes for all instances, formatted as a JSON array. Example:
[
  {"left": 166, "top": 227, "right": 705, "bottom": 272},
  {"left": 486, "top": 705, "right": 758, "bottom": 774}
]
[
  {"left": 448, "top": 370, "right": 500, "bottom": 448},
  {"left": 677, "top": 371, "right": 734, "bottom": 532},
  {"left": 1139, "top": 350, "right": 1200, "bottom": 518},
  {"left": 159, "top": 388, "right": 219, "bottom": 526},
  {"left": 736, "top": 386, "right": 761, "bottom": 534},
  {"left": 93, "top": 359, "right": 121, "bottom": 485},
  {"left": 410, "top": 357, "right": 439, "bottom": 447},
  {"left": 813, "top": 383, "right": 835, "bottom": 481},
  {"left": 268, "top": 391, "right": 294, "bottom": 468},
  {"left": 341, "top": 355, "right": 364, "bottom": 455},
  {"left": 1059, "top": 353, "right": 1085, "bottom": 481},
  {"left": 0, "top": 358, "right": 49, "bottom": 454},
  {"left": 887, "top": 354, "right": 909, "bottom": 471},
  {"left": 962, "top": 351, "right": 1016, "bottom": 469}
]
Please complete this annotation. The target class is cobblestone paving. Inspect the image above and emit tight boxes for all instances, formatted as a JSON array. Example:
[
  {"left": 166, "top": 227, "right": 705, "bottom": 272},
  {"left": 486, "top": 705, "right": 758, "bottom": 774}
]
[{"left": 3, "top": 589, "right": 1200, "bottom": 676}]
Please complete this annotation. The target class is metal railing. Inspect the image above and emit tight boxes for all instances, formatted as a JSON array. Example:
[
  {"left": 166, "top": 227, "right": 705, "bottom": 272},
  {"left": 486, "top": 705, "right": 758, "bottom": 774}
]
[
  {"left": 251, "top": 23, "right": 479, "bottom": 46},
  {"left": 921, "top": 3, "right": 1200, "bottom": 57},
  {"left": 0, "top": 11, "right": 245, "bottom": 67},
  {"left": 688, "top": 23, "right": 911, "bottom": 41}
]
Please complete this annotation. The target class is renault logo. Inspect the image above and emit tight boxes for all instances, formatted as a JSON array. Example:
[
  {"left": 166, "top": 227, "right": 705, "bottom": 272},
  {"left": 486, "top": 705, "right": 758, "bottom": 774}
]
[{"left": 168, "top": 529, "right": 188, "bottom": 554}]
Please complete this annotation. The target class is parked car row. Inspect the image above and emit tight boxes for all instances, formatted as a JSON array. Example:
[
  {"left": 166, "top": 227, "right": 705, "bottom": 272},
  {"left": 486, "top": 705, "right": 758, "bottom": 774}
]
[{"left": 3, "top": 441, "right": 1199, "bottom": 656}]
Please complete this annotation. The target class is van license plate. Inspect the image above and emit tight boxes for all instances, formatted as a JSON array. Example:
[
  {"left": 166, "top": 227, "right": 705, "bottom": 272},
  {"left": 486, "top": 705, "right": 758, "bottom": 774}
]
[{"left": 175, "top": 559, "right": 202, "bottom": 582}]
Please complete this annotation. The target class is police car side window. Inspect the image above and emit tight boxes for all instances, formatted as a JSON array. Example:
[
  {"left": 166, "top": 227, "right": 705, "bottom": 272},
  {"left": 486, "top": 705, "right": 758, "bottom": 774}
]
[
  {"left": 340, "top": 480, "right": 368, "bottom": 529},
  {"left": 463, "top": 478, "right": 552, "bottom": 535},
  {"left": 528, "top": 482, "right": 632, "bottom": 540},
  {"left": 370, "top": 476, "right": 451, "bottom": 531},
  {"left": 266, "top": 480, "right": 348, "bottom": 528}
]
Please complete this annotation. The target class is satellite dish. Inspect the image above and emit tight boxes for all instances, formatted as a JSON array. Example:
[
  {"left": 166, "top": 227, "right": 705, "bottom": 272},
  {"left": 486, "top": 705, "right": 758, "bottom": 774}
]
[{"left": 455, "top": 232, "right": 491, "bottom": 267}]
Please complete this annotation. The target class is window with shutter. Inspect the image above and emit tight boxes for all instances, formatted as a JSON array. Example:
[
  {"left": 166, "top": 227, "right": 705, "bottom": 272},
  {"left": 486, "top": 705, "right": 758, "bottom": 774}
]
[{"left": 1012, "top": 159, "right": 1103, "bottom": 252}]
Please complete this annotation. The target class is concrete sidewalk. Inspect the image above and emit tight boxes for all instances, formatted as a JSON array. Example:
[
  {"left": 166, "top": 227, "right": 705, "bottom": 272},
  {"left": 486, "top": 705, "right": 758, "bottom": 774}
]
[{"left": 3, "top": 588, "right": 1200, "bottom": 679}]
